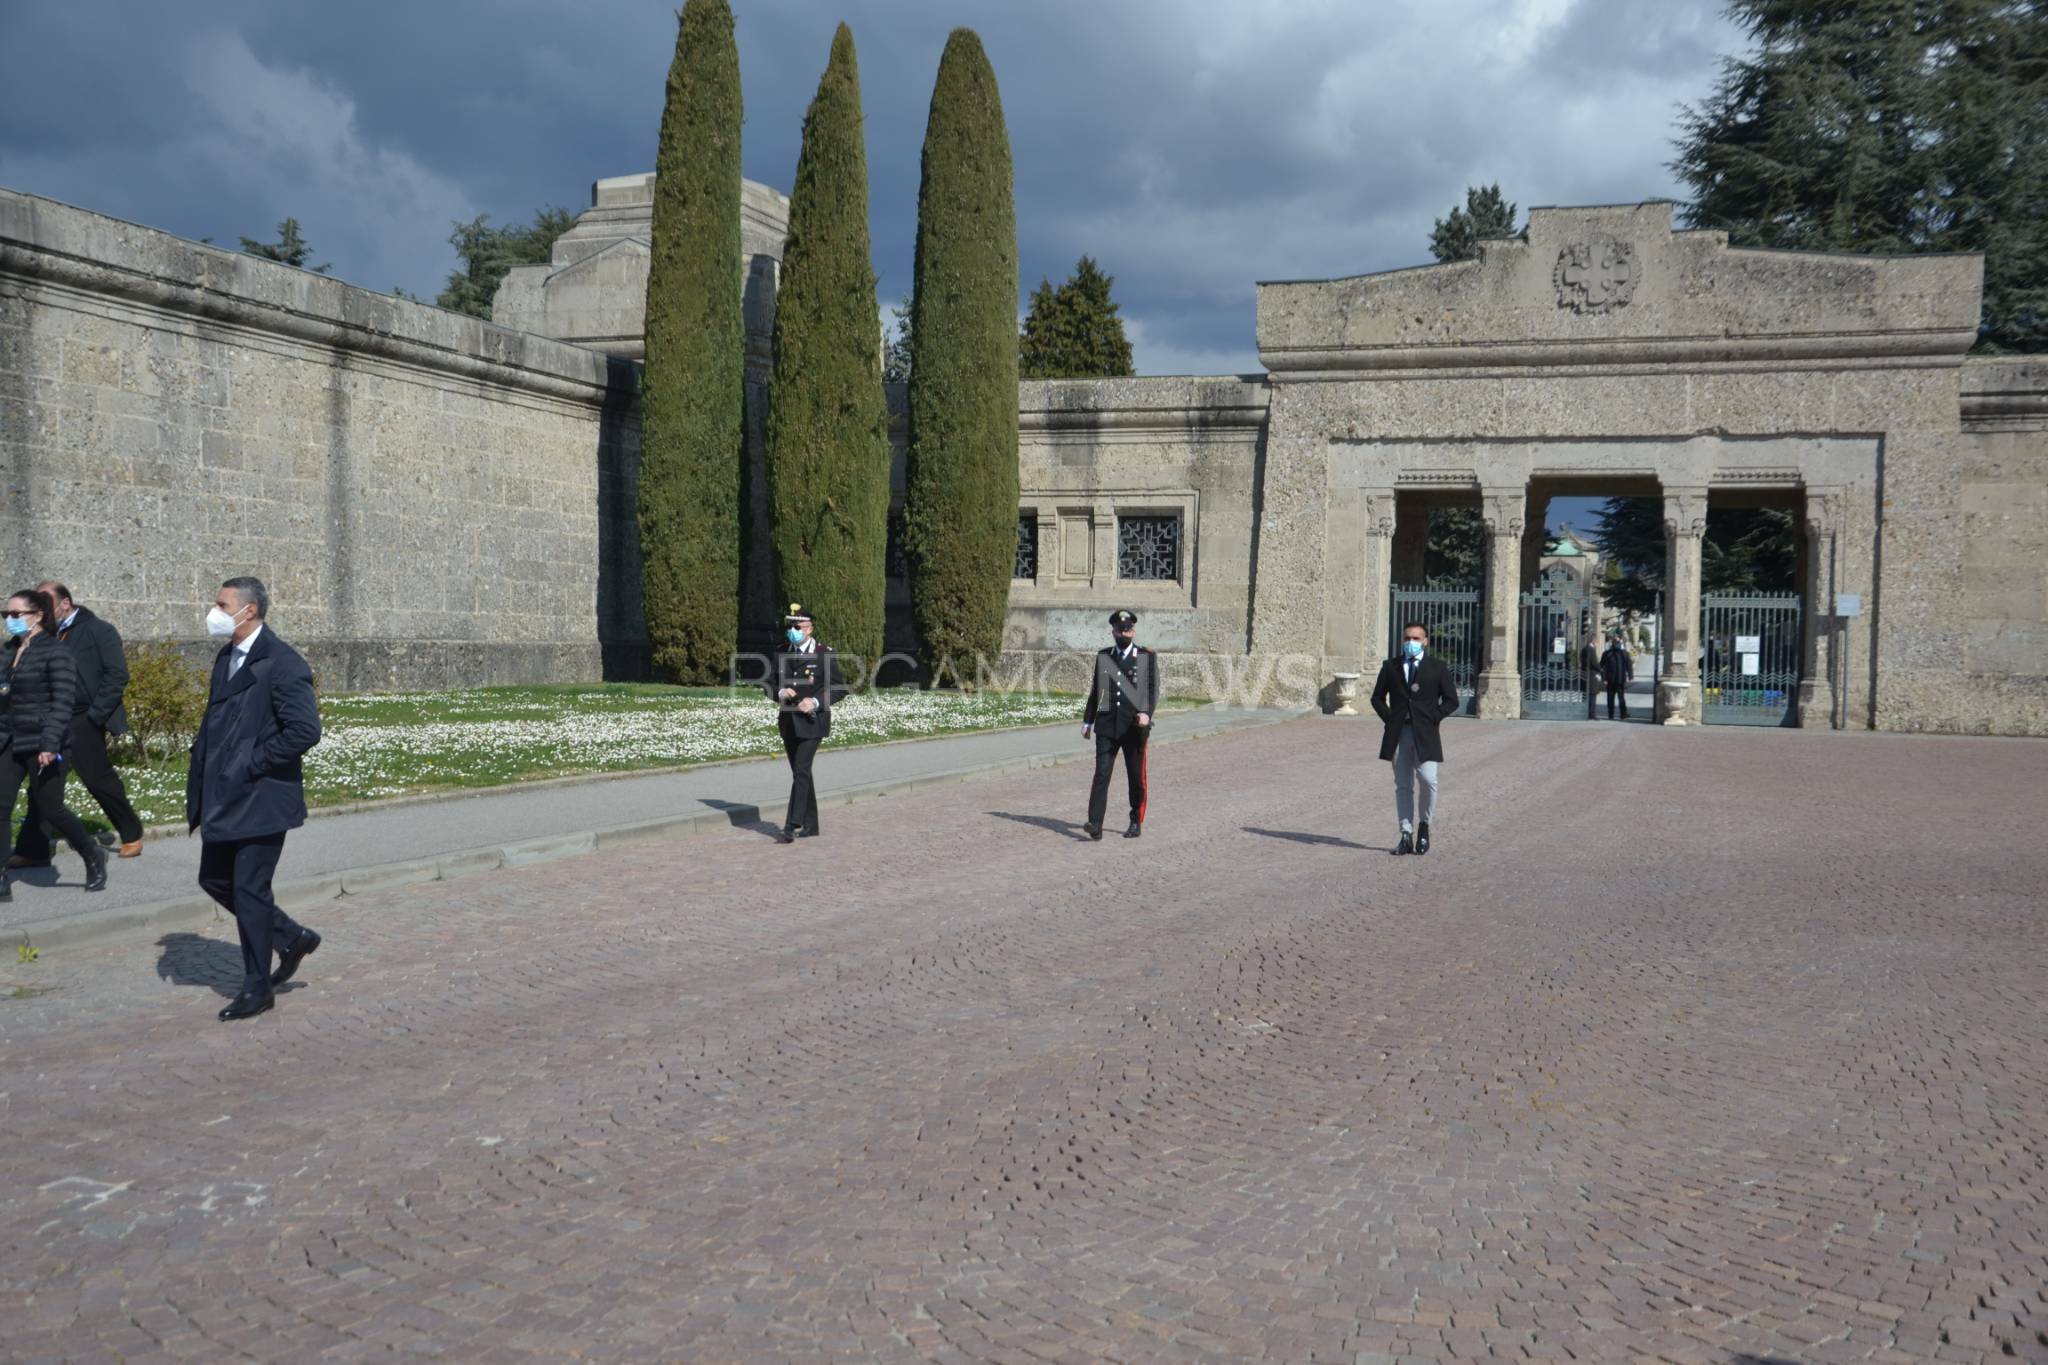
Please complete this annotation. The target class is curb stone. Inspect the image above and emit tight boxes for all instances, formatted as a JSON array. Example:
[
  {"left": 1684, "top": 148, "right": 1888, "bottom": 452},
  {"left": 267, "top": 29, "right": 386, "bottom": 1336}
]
[{"left": 11, "top": 709, "right": 1301, "bottom": 954}]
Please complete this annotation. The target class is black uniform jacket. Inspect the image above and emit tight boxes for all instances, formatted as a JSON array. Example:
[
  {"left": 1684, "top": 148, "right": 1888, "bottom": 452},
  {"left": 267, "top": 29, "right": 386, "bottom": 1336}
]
[
  {"left": 1369, "top": 653, "right": 1460, "bottom": 764},
  {"left": 185, "top": 628, "right": 322, "bottom": 841},
  {"left": 2, "top": 634, "right": 79, "bottom": 757},
  {"left": 768, "top": 642, "right": 836, "bottom": 740},
  {"left": 1084, "top": 644, "right": 1160, "bottom": 740},
  {"left": 56, "top": 606, "right": 131, "bottom": 734},
  {"left": 1600, "top": 646, "right": 1634, "bottom": 687}
]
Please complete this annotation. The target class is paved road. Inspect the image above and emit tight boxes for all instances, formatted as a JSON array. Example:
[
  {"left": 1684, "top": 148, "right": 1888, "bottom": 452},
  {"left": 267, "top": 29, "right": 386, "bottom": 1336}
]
[
  {"left": 0, "top": 709, "right": 1272, "bottom": 937},
  {"left": 3, "top": 718, "right": 2044, "bottom": 1362}
]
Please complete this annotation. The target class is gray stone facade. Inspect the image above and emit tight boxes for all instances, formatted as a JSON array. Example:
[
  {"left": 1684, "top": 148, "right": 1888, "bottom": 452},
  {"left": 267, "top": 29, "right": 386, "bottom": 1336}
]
[{"left": 3, "top": 182, "right": 2043, "bottom": 734}]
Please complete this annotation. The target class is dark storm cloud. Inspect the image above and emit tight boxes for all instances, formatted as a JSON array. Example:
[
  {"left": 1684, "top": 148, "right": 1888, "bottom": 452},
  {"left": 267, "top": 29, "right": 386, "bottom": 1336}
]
[{"left": 0, "top": 0, "right": 1741, "bottom": 375}]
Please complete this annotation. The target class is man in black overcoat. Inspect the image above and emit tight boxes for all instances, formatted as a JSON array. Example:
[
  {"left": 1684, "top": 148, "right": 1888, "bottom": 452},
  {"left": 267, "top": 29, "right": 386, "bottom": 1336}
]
[
  {"left": 1082, "top": 609, "right": 1159, "bottom": 841},
  {"left": 1600, "top": 635, "right": 1634, "bottom": 720},
  {"left": 1369, "top": 620, "right": 1461, "bottom": 856},
  {"left": 767, "top": 603, "right": 835, "bottom": 843},
  {"left": 187, "top": 576, "right": 323, "bottom": 1021},
  {"left": 10, "top": 581, "right": 146, "bottom": 866}
]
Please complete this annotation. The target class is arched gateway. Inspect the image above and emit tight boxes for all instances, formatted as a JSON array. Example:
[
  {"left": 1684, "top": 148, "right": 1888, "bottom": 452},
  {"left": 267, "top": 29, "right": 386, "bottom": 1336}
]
[{"left": 1245, "top": 200, "right": 1990, "bottom": 727}]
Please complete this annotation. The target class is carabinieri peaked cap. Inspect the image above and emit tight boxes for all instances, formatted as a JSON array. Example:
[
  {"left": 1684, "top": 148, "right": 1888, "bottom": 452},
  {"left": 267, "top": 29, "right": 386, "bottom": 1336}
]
[
  {"left": 1109, "top": 609, "right": 1137, "bottom": 628},
  {"left": 784, "top": 602, "right": 813, "bottom": 624}
]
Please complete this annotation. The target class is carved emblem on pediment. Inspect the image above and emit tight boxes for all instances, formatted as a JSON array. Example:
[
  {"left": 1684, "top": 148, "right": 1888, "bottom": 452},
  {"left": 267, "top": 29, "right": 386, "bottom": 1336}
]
[{"left": 1553, "top": 240, "right": 1637, "bottom": 314}]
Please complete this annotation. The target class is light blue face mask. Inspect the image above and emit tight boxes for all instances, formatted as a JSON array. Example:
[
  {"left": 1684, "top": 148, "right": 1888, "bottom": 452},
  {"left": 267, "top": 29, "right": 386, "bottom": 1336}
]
[
  {"left": 786, "top": 627, "right": 805, "bottom": 645},
  {"left": 1402, "top": 639, "right": 1424, "bottom": 659},
  {"left": 4, "top": 616, "right": 29, "bottom": 638}
]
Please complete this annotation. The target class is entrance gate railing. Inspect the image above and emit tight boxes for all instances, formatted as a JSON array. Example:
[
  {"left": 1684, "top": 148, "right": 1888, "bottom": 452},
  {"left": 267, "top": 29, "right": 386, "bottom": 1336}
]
[
  {"left": 1700, "top": 591, "right": 1801, "bottom": 727},
  {"left": 1389, "top": 584, "right": 1478, "bottom": 714},
  {"left": 1519, "top": 569, "right": 1599, "bottom": 720}
]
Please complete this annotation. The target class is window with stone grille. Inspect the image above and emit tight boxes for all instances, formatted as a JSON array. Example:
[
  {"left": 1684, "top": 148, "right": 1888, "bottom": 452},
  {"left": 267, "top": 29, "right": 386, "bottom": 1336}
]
[
  {"left": 1014, "top": 513, "right": 1037, "bottom": 580},
  {"left": 1117, "top": 514, "right": 1180, "bottom": 581}
]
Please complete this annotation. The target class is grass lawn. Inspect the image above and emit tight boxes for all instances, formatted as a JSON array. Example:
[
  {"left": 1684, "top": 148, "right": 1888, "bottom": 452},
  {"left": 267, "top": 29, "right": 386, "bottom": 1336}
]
[{"left": 41, "top": 684, "right": 1153, "bottom": 833}]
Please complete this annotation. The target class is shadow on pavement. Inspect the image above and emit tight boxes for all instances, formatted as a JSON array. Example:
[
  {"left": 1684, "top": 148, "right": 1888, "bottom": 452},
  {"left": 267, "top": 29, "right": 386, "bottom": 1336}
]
[
  {"left": 1242, "top": 827, "right": 1373, "bottom": 851},
  {"left": 155, "top": 931, "right": 244, "bottom": 998},
  {"left": 986, "top": 811, "right": 1093, "bottom": 841},
  {"left": 696, "top": 798, "right": 781, "bottom": 840}
]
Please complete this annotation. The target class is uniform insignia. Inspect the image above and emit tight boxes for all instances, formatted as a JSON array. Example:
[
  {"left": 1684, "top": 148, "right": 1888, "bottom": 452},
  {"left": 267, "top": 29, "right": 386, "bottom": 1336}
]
[{"left": 1410, "top": 682, "right": 1420, "bottom": 692}]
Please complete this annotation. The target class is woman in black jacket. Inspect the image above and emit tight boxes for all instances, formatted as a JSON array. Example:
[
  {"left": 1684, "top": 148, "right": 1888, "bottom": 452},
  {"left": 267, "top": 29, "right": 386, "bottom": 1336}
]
[{"left": 2, "top": 588, "right": 108, "bottom": 897}]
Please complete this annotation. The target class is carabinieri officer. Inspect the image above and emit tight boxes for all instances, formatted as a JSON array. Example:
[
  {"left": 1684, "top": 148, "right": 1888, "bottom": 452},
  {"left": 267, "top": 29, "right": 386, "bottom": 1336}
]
[
  {"left": 1082, "top": 609, "right": 1159, "bottom": 841},
  {"left": 767, "top": 603, "right": 835, "bottom": 843}
]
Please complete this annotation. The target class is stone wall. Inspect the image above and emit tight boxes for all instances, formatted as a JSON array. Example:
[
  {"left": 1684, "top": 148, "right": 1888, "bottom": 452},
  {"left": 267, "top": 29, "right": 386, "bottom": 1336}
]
[{"left": 0, "top": 189, "right": 644, "bottom": 690}]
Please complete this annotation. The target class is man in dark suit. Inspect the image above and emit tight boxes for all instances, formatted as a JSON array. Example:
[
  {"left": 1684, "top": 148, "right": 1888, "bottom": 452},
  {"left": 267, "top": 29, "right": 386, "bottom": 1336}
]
[
  {"left": 1600, "top": 635, "right": 1634, "bottom": 720},
  {"left": 767, "top": 603, "right": 835, "bottom": 843},
  {"left": 187, "top": 576, "right": 323, "bottom": 1022},
  {"left": 9, "top": 582, "right": 146, "bottom": 867},
  {"left": 1370, "top": 620, "right": 1461, "bottom": 856},
  {"left": 1082, "top": 609, "right": 1159, "bottom": 841},
  {"left": 1579, "top": 635, "right": 1603, "bottom": 719}
]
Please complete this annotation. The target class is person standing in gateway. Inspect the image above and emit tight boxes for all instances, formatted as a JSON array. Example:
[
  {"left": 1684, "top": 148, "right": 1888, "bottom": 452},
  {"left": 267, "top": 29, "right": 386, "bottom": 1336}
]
[
  {"left": 1370, "top": 620, "right": 1461, "bottom": 856},
  {"left": 768, "top": 603, "right": 835, "bottom": 844},
  {"left": 1082, "top": 609, "right": 1158, "bottom": 841}
]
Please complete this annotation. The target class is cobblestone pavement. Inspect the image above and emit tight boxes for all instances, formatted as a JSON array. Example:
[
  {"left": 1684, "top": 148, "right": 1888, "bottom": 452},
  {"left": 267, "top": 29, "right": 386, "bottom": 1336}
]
[{"left": 2, "top": 718, "right": 2044, "bottom": 1364}]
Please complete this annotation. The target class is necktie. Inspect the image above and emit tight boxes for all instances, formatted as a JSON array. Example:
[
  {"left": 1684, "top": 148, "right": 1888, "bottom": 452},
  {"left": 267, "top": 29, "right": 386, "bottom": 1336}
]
[{"left": 229, "top": 649, "right": 243, "bottom": 679}]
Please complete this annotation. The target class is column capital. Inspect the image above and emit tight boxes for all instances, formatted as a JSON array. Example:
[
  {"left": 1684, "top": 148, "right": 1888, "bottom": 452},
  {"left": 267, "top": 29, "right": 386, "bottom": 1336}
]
[
  {"left": 1363, "top": 489, "right": 1397, "bottom": 539},
  {"left": 1479, "top": 490, "right": 1525, "bottom": 537},
  {"left": 1662, "top": 486, "right": 1708, "bottom": 540},
  {"left": 1803, "top": 487, "right": 1843, "bottom": 540}
]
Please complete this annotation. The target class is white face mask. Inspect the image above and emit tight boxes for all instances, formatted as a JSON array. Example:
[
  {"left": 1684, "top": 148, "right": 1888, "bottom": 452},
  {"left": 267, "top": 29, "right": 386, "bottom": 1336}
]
[{"left": 206, "top": 605, "right": 240, "bottom": 637}]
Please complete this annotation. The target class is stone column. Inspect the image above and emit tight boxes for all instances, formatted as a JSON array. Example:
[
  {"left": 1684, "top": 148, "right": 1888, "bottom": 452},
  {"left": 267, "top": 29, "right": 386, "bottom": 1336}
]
[
  {"left": 1657, "top": 487, "right": 1707, "bottom": 725},
  {"left": 1390, "top": 495, "right": 1428, "bottom": 588},
  {"left": 1361, "top": 490, "right": 1398, "bottom": 669},
  {"left": 1475, "top": 488, "right": 1526, "bottom": 720},
  {"left": 1798, "top": 489, "right": 1840, "bottom": 728}
]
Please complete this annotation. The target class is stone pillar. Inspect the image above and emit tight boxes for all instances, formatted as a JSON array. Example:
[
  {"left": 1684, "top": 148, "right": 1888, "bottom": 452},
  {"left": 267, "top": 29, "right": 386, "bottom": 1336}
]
[
  {"left": 1657, "top": 487, "right": 1707, "bottom": 725},
  {"left": 1475, "top": 487, "right": 1526, "bottom": 720},
  {"left": 1798, "top": 489, "right": 1840, "bottom": 728},
  {"left": 1361, "top": 490, "right": 1398, "bottom": 670},
  {"left": 1391, "top": 495, "right": 1428, "bottom": 588}
]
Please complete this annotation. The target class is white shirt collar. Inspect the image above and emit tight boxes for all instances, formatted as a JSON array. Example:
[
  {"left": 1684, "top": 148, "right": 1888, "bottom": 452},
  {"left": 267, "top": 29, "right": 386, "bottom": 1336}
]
[
  {"left": 235, "top": 624, "right": 264, "bottom": 655},
  {"left": 58, "top": 609, "right": 78, "bottom": 632}
]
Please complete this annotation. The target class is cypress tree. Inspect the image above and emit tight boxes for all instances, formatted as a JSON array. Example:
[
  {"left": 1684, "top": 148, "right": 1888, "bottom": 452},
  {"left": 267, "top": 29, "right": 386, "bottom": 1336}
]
[
  {"left": 766, "top": 24, "right": 890, "bottom": 678},
  {"left": 1019, "top": 256, "right": 1135, "bottom": 379},
  {"left": 905, "top": 29, "right": 1019, "bottom": 686},
  {"left": 640, "top": 0, "right": 745, "bottom": 682}
]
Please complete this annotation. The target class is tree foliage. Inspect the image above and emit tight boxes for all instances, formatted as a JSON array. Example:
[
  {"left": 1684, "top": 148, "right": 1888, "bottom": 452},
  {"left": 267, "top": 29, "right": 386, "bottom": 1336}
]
[
  {"left": 883, "top": 294, "right": 914, "bottom": 384},
  {"left": 1425, "top": 507, "right": 1486, "bottom": 587},
  {"left": 639, "top": 0, "right": 746, "bottom": 682},
  {"left": 1018, "top": 255, "right": 1135, "bottom": 378},
  {"left": 766, "top": 24, "right": 891, "bottom": 677},
  {"left": 239, "top": 218, "right": 330, "bottom": 273},
  {"left": 904, "top": 29, "right": 1019, "bottom": 685},
  {"left": 1594, "top": 498, "right": 1799, "bottom": 616},
  {"left": 438, "top": 207, "right": 575, "bottom": 318},
  {"left": 1673, "top": 0, "right": 2048, "bottom": 351},
  {"left": 1428, "top": 184, "right": 1519, "bottom": 263}
]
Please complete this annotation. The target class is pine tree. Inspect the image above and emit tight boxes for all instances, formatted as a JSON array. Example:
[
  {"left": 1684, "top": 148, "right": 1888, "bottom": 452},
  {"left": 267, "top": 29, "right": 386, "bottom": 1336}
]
[
  {"left": 1428, "top": 184, "right": 1518, "bottom": 263},
  {"left": 639, "top": 0, "right": 745, "bottom": 683},
  {"left": 904, "top": 29, "right": 1019, "bottom": 686},
  {"left": 1673, "top": 0, "right": 2048, "bottom": 352},
  {"left": 1018, "top": 255, "right": 1136, "bottom": 378},
  {"left": 438, "top": 207, "right": 576, "bottom": 318},
  {"left": 883, "top": 294, "right": 914, "bottom": 384},
  {"left": 766, "top": 24, "right": 890, "bottom": 679},
  {"left": 239, "top": 218, "right": 331, "bottom": 273}
]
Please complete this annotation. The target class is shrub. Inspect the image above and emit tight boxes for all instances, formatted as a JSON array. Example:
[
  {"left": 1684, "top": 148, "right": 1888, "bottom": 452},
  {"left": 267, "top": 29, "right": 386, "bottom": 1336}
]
[{"left": 121, "top": 643, "right": 207, "bottom": 762}]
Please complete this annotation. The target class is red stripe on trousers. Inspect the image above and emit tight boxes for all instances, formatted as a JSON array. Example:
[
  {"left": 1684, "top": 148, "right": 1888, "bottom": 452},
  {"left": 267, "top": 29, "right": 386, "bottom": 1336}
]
[{"left": 1138, "top": 741, "right": 1148, "bottom": 823}]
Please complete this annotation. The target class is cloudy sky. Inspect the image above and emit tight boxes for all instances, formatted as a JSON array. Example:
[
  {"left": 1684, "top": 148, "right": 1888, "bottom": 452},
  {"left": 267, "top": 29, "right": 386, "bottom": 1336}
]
[{"left": 3, "top": 0, "right": 1747, "bottom": 375}]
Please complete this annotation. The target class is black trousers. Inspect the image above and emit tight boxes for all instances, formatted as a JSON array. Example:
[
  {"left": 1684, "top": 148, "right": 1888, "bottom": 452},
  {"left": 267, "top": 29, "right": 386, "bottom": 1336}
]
[
  {"left": 1087, "top": 725, "right": 1150, "bottom": 827},
  {"left": 15, "top": 715, "right": 144, "bottom": 858},
  {"left": 0, "top": 748, "right": 98, "bottom": 868},
  {"left": 1606, "top": 683, "right": 1631, "bottom": 719},
  {"left": 198, "top": 832, "right": 302, "bottom": 997},
  {"left": 780, "top": 725, "right": 823, "bottom": 835}
]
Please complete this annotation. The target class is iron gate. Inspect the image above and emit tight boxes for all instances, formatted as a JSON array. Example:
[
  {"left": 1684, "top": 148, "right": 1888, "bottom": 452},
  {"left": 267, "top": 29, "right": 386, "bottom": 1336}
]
[
  {"left": 1700, "top": 591, "right": 1801, "bottom": 727},
  {"left": 1519, "top": 567, "right": 1599, "bottom": 720},
  {"left": 1388, "top": 584, "right": 1478, "bottom": 714}
]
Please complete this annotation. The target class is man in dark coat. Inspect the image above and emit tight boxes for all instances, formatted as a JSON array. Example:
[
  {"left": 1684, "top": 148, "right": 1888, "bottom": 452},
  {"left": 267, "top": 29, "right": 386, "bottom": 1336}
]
[
  {"left": 1599, "top": 635, "right": 1634, "bottom": 720},
  {"left": 1082, "top": 609, "right": 1159, "bottom": 841},
  {"left": 187, "top": 576, "right": 323, "bottom": 1021},
  {"left": 1369, "top": 620, "right": 1461, "bottom": 856},
  {"left": 10, "top": 582, "right": 146, "bottom": 867},
  {"left": 767, "top": 603, "right": 835, "bottom": 843}
]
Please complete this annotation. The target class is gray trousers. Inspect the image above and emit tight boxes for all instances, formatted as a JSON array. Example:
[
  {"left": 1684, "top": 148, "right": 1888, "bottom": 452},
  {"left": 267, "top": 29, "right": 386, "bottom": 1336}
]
[{"left": 1392, "top": 725, "right": 1439, "bottom": 832}]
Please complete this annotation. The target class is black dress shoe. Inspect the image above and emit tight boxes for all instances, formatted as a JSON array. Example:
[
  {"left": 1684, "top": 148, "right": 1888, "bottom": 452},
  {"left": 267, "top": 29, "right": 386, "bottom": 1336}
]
[
  {"left": 218, "top": 993, "right": 273, "bottom": 1022},
  {"left": 776, "top": 827, "right": 796, "bottom": 844},
  {"left": 81, "top": 845, "right": 108, "bottom": 893},
  {"left": 1083, "top": 822, "right": 1103, "bottom": 841},
  {"left": 1123, "top": 820, "right": 1142, "bottom": 839},
  {"left": 796, "top": 829, "right": 821, "bottom": 839},
  {"left": 271, "top": 929, "right": 321, "bottom": 987},
  {"left": 1414, "top": 822, "right": 1431, "bottom": 856},
  {"left": 1392, "top": 832, "right": 1414, "bottom": 856}
]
